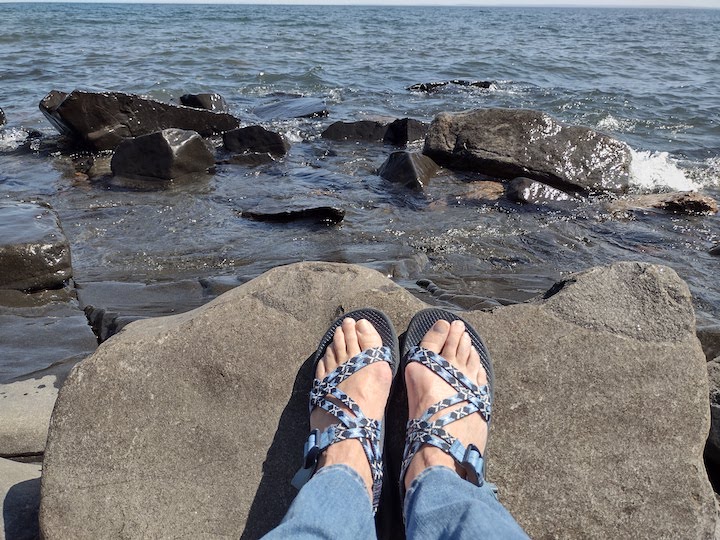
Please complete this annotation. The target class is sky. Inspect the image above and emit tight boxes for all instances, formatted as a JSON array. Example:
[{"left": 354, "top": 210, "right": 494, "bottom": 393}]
[{"left": 3, "top": 0, "right": 720, "bottom": 5}]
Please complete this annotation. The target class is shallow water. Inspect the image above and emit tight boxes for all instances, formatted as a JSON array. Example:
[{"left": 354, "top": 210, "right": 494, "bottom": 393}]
[{"left": 1, "top": 3, "right": 719, "bottom": 342}]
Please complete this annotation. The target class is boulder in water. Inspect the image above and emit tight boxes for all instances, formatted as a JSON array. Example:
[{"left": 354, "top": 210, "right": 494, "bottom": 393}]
[
  {"left": 227, "top": 152, "right": 275, "bottom": 167},
  {"left": 407, "top": 80, "right": 493, "bottom": 92},
  {"left": 179, "top": 93, "right": 230, "bottom": 113},
  {"left": 253, "top": 97, "right": 328, "bottom": 121},
  {"left": 607, "top": 192, "right": 719, "bottom": 215},
  {"left": 423, "top": 108, "right": 632, "bottom": 194},
  {"left": 378, "top": 151, "right": 439, "bottom": 190},
  {"left": 383, "top": 118, "right": 428, "bottom": 146},
  {"left": 0, "top": 201, "right": 72, "bottom": 291},
  {"left": 223, "top": 125, "right": 290, "bottom": 157},
  {"left": 506, "top": 177, "right": 578, "bottom": 204},
  {"left": 241, "top": 206, "right": 345, "bottom": 224},
  {"left": 111, "top": 129, "right": 215, "bottom": 181},
  {"left": 39, "top": 90, "right": 240, "bottom": 151},
  {"left": 321, "top": 120, "right": 388, "bottom": 142},
  {"left": 38, "top": 261, "right": 716, "bottom": 539},
  {"left": 0, "top": 106, "right": 5, "bottom": 126}
]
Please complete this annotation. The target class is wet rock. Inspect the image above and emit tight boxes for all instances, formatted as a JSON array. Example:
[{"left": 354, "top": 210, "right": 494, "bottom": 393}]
[
  {"left": 707, "top": 359, "right": 720, "bottom": 465},
  {"left": 111, "top": 129, "right": 215, "bottom": 181},
  {"left": 241, "top": 206, "right": 345, "bottom": 224},
  {"left": 607, "top": 192, "right": 719, "bottom": 215},
  {"left": 423, "top": 108, "right": 632, "bottom": 194},
  {"left": 40, "top": 261, "right": 715, "bottom": 539},
  {"left": 383, "top": 118, "right": 428, "bottom": 146},
  {"left": 407, "top": 80, "right": 493, "bottom": 92},
  {"left": 697, "top": 325, "right": 720, "bottom": 362},
  {"left": 459, "top": 181, "right": 505, "bottom": 202},
  {"left": 0, "top": 201, "right": 72, "bottom": 291},
  {"left": 223, "top": 126, "right": 290, "bottom": 157},
  {"left": 378, "top": 151, "right": 439, "bottom": 190},
  {"left": 179, "top": 93, "right": 230, "bottom": 113},
  {"left": 84, "top": 306, "right": 143, "bottom": 343},
  {"left": 506, "top": 176, "right": 578, "bottom": 204},
  {"left": 0, "top": 106, "right": 5, "bottom": 126},
  {"left": 39, "top": 90, "right": 240, "bottom": 151},
  {"left": 253, "top": 97, "right": 328, "bottom": 121},
  {"left": 1, "top": 458, "right": 41, "bottom": 540},
  {"left": 321, "top": 120, "right": 387, "bottom": 142},
  {"left": 227, "top": 152, "right": 275, "bottom": 167},
  {"left": 710, "top": 245, "right": 720, "bottom": 257}
]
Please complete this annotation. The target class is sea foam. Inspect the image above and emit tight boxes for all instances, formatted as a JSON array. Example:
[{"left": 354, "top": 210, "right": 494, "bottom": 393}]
[{"left": 628, "top": 149, "right": 699, "bottom": 192}]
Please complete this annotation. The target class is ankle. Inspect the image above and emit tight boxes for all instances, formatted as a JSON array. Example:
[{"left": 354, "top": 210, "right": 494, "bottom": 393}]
[
  {"left": 403, "top": 445, "right": 458, "bottom": 491},
  {"left": 319, "top": 439, "right": 374, "bottom": 498}
]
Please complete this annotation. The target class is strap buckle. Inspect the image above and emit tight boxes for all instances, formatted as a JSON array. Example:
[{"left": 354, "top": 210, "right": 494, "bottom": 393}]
[
  {"left": 461, "top": 443, "right": 484, "bottom": 487},
  {"left": 291, "top": 429, "right": 322, "bottom": 490}
]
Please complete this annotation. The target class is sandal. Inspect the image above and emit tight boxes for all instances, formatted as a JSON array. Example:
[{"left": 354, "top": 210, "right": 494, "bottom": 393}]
[
  {"left": 399, "top": 308, "right": 494, "bottom": 492},
  {"left": 291, "top": 308, "right": 399, "bottom": 513}
]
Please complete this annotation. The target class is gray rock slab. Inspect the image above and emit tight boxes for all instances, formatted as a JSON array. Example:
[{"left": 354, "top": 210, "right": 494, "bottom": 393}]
[
  {"left": 378, "top": 151, "right": 439, "bottom": 190},
  {"left": 39, "top": 262, "right": 715, "bottom": 539},
  {"left": 423, "top": 108, "right": 632, "bottom": 193},
  {"left": 0, "top": 202, "right": 72, "bottom": 292},
  {"left": 506, "top": 176, "right": 578, "bottom": 204},
  {"left": 0, "top": 291, "right": 96, "bottom": 384},
  {"left": 607, "top": 192, "right": 719, "bottom": 215},
  {"left": 0, "top": 458, "right": 41, "bottom": 540}
]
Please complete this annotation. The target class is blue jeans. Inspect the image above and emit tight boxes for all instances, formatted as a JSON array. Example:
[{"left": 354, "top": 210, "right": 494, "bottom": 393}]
[{"left": 261, "top": 464, "right": 529, "bottom": 539}]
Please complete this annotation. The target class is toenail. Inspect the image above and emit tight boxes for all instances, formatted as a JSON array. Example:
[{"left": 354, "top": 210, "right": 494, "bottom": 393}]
[{"left": 432, "top": 321, "right": 446, "bottom": 331}]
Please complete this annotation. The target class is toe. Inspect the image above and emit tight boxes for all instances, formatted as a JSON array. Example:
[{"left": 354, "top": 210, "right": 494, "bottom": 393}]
[
  {"left": 356, "top": 319, "right": 382, "bottom": 351},
  {"left": 420, "top": 319, "right": 451, "bottom": 353},
  {"left": 342, "top": 318, "right": 361, "bottom": 357},
  {"left": 471, "top": 346, "right": 487, "bottom": 386},
  {"left": 441, "top": 320, "right": 465, "bottom": 362},
  {"left": 331, "top": 325, "right": 347, "bottom": 366},
  {"left": 457, "top": 331, "right": 472, "bottom": 367}
]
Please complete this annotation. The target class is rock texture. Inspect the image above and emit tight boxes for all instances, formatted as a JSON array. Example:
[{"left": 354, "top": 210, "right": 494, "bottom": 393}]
[
  {"left": 377, "top": 151, "right": 439, "bottom": 190},
  {"left": 423, "top": 108, "right": 632, "bottom": 193},
  {"left": 39, "top": 261, "right": 715, "bottom": 539},
  {"left": 111, "top": 129, "right": 215, "bottom": 181},
  {"left": 322, "top": 120, "right": 388, "bottom": 142},
  {"left": 179, "top": 93, "right": 230, "bottom": 113},
  {"left": 0, "top": 202, "right": 72, "bottom": 291},
  {"left": 223, "top": 126, "right": 290, "bottom": 157},
  {"left": 383, "top": 118, "right": 428, "bottom": 146},
  {"left": 1, "top": 458, "right": 41, "bottom": 540},
  {"left": 506, "top": 176, "right": 578, "bottom": 204},
  {"left": 39, "top": 90, "right": 239, "bottom": 151},
  {"left": 607, "top": 192, "right": 719, "bottom": 215}
]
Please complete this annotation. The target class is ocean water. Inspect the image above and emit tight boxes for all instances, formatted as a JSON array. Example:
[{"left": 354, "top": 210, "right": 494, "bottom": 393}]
[{"left": 1, "top": 4, "right": 720, "bottom": 329}]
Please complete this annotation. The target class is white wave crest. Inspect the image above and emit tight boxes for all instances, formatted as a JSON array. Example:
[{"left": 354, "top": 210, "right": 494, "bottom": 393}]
[
  {"left": 0, "top": 128, "right": 30, "bottom": 151},
  {"left": 597, "top": 114, "right": 636, "bottom": 133},
  {"left": 629, "top": 149, "right": 699, "bottom": 192}
]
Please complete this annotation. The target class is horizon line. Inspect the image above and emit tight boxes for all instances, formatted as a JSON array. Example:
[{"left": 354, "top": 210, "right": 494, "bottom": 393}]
[{"left": 1, "top": 1, "right": 718, "bottom": 6}]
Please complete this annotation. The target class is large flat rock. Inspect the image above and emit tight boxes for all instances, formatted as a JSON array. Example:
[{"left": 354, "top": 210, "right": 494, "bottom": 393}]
[
  {"left": 423, "top": 108, "right": 632, "bottom": 194},
  {"left": 0, "top": 202, "right": 72, "bottom": 292},
  {"left": 39, "top": 262, "right": 715, "bottom": 539},
  {"left": 1, "top": 458, "right": 41, "bottom": 540}
]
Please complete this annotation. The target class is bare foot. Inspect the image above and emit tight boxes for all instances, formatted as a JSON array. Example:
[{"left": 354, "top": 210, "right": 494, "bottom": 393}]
[
  {"left": 311, "top": 317, "right": 393, "bottom": 498},
  {"left": 403, "top": 319, "right": 488, "bottom": 491}
]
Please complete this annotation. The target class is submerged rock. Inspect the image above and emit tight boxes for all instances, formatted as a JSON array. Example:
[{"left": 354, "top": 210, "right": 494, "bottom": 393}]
[
  {"left": 423, "top": 108, "right": 632, "bottom": 194},
  {"left": 0, "top": 106, "right": 5, "bottom": 126},
  {"left": 39, "top": 90, "right": 240, "bottom": 151},
  {"left": 0, "top": 202, "right": 72, "bottom": 291},
  {"left": 506, "top": 177, "right": 578, "bottom": 204},
  {"left": 383, "top": 118, "right": 428, "bottom": 146},
  {"left": 223, "top": 125, "right": 290, "bottom": 157},
  {"left": 321, "top": 120, "right": 387, "bottom": 142},
  {"left": 227, "top": 152, "right": 275, "bottom": 167},
  {"left": 253, "top": 97, "right": 328, "bottom": 121},
  {"left": 1, "top": 458, "right": 41, "bottom": 540},
  {"left": 179, "top": 93, "right": 230, "bottom": 113},
  {"left": 459, "top": 181, "right": 506, "bottom": 202},
  {"left": 407, "top": 80, "right": 493, "bottom": 92},
  {"left": 607, "top": 192, "right": 719, "bottom": 215},
  {"left": 241, "top": 206, "right": 345, "bottom": 224},
  {"left": 378, "top": 151, "right": 439, "bottom": 190},
  {"left": 111, "top": 129, "right": 215, "bottom": 181},
  {"left": 39, "top": 261, "right": 715, "bottom": 539}
]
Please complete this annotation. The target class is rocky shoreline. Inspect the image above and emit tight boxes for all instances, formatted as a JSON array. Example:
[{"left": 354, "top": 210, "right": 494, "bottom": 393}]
[{"left": 2, "top": 89, "right": 720, "bottom": 538}]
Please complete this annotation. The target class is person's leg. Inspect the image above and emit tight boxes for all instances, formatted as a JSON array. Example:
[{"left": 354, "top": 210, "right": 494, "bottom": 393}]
[
  {"left": 402, "top": 316, "right": 528, "bottom": 540},
  {"left": 262, "top": 316, "right": 394, "bottom": 540}
]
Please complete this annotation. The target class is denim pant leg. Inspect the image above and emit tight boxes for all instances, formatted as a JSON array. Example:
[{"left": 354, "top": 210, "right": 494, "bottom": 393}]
[
  {"left": 404, "top": 466, "right": 529, "bottom": 540},
  {"left": 261, "top": 464, "right": 377, "bottom": 540}
]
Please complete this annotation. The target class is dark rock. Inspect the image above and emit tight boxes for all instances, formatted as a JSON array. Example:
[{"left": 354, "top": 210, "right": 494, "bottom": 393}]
[
  {"left": 39, "top": 90, "right": 240, "bottom": 151},
  {"left": 223, "top": 126, "right": 289, "bottom": 157},
  {"left": 506, "top": 177, "right": 578, "bottom": 204},
  {"left": 423, "top": 108, "right": 632, "bottom": 194},
  {"left": 607, "top": 192, "right": 719, "bottom": 215},
  {"left": 253, "top": 97, "right": 328, "bottom": 121},
  {"left": 0, "top": 458, "right": 41, "bottom": 539},
  {"left": 179, "top": 93, "right": 230, "bottom": 113},
  {"left": 407, "top": 80, "right": 493, "bottom": 92},
  {"left": 378, "top": 151, "right": 439, "bottom": 190},
  {"left": 0, "top": 202, "right": 72, "bottom": 291},
  {"left": 84, "top": 306, "right": 143, "bottom": 343},
  {"left": 39, "top": 261, "right": 716, "bottom": 539},
  {"left": 321, "top": 120, "right": 387, "bottom": 142},
  {"left": 241, "top": 206, "right": 344, "bottom": 224},
  {"left": 710, "top": 245, "right": 720, "bottom": 257},
  {"left": 0, "top": 106, "right": 5, "bottom": 126},
  {"left": 707, "top": 358, "right": 720, "bottom": 464},
  {"left": 227, "top": 152, "right": 275, "bottom": 167},
  {"left": 383, "top": 118, "right": 428, "bottom": 146},
  {"left": 697, "top": 325, "right": 720, "bottom": 362},
  {"left": 111, "top": 129, "right": 215, "bottom": 181}
]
